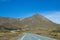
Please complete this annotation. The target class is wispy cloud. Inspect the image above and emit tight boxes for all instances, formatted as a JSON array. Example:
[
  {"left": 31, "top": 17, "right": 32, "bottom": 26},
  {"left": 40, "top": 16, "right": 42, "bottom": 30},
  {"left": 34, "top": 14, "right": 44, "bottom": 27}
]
[{"left": 43, "top": 11, "right": 60, "bottom": 24}]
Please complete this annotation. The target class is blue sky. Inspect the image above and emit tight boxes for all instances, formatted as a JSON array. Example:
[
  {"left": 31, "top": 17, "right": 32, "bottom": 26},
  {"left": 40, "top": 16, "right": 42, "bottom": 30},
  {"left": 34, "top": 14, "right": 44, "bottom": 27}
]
[{"left": 0, "top": 0, "right": 60, "bottom": 24}]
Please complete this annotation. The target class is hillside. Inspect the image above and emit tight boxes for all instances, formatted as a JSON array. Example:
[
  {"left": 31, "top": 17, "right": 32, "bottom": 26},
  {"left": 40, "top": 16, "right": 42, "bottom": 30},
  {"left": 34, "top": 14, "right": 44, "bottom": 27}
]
[
  {"left": 0, "top": 14, "right": 58, "bottom": 30},
  {"left": 0, "top": 14, "right": 60, "bottom": 40},
  {"left": 20, "top": 14, "right": 56, "bottom": 30},
  {"left": 0, "top": 17, "right": 21, "bottom": 30}
]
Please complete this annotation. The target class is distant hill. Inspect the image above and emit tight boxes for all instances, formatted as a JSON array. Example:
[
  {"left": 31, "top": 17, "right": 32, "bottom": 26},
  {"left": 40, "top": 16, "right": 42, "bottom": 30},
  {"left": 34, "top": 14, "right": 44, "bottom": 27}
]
[
  {"left": 20, "top": 14, "right": 56, "bottom": 29},
  {"left": 0, "top": 14, "right": 60, "bottom": 31}
]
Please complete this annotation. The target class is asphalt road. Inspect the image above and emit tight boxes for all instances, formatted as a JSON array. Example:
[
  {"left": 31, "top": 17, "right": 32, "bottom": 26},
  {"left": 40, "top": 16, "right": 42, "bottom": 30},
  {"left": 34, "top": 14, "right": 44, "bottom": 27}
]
[{"left": 18, "top": 33, "right": 56, "bottom": 40}]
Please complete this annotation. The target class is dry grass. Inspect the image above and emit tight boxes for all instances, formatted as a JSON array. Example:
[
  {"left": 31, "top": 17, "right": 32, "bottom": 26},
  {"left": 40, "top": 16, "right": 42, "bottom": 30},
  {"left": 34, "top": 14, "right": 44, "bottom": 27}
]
[{"left": 0, "top": 32, "right": 23, "bottom": 40}]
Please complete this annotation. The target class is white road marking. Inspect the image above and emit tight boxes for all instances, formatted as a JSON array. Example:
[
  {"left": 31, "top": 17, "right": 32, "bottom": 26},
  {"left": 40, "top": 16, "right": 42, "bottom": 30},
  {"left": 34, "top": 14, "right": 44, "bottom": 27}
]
[{"left": 20, "top": 33, "right": 26, "bottom": 40}]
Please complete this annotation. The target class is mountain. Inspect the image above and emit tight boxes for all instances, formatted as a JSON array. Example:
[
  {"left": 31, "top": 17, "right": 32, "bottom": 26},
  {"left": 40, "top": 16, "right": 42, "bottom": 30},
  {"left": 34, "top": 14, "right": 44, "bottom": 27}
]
[
  {"left": 18, "top": 14, "right": 58, "bottom": 31},
  {"left": 0, "top": 14, "right": 59, "bottom": 31},
  {"left": 0, "top": 14, "right": 60, "bottom": 40},
  {"left": 0, "top": 17, "right": 21, "bottom": 30}
]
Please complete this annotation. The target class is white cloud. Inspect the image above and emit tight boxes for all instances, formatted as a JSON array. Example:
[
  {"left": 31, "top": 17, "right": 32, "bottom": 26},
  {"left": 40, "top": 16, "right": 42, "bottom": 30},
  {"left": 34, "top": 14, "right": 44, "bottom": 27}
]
[{"left": 43, "top": 11, "right": 60, "bottom": 24}]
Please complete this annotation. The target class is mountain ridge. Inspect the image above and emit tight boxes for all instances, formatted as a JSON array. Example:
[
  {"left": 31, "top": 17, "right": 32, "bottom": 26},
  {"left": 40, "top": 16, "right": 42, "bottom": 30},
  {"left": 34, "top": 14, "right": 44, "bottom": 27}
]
[{"left": 0, "top": 14, "right": 60, "bottom": 31}]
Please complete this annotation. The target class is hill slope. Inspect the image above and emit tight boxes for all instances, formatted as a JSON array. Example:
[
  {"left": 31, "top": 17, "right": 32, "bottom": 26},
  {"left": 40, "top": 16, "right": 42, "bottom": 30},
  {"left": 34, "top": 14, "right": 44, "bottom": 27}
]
[
  {"left": 0, "top": 14, "right": 60, "bottom": 40},
  {"left": 0, "top": 14, "right": 59, "bottom": 31}
]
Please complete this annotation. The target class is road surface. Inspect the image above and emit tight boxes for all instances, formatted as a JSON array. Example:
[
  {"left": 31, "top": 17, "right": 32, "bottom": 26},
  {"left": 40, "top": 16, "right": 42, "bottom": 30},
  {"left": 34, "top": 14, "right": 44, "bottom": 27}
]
[{"left": 18, "top": 33, "right": 56, "bottom": 40}]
